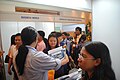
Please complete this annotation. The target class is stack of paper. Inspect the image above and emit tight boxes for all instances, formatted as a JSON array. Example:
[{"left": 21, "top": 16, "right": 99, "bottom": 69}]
[{"left": 48, "top": 46, "right": 65, "bottom": 60}]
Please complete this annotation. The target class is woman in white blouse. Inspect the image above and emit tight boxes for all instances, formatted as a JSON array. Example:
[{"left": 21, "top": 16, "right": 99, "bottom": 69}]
[{"left": 13, "top": 26, "right": 69, "bottom": 80}]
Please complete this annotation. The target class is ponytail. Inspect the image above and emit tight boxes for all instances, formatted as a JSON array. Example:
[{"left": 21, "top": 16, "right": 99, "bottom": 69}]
[
  {"left": 15, "top": 26, "right": 37, "bottom": 75},
  {"left": 16, "top": 45, "right": 28, "bottom": 75}
]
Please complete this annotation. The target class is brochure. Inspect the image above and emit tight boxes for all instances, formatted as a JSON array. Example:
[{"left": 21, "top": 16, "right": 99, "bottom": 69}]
[{"left": 48, "top": 46, "right": 65, "bottom": 60}]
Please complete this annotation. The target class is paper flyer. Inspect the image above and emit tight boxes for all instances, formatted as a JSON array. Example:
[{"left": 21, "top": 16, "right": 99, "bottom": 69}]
[{"left": 48, "top": 46, "right": 65, "bottom": 60}]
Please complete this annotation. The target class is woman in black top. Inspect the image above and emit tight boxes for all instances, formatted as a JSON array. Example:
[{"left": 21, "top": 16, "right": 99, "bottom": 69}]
[
  {"left": 78, "top": 41, "right": 116, "bottom": 80},
  {"left": 43, "top": 34, "right": 59, "bottom": 54}
]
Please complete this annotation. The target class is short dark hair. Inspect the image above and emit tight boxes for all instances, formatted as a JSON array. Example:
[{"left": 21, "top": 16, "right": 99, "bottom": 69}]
[
  {"left": 67, "top": 33, "right": 70, "bottom": 36},
  {"left": 56, "top": 32, "right": 62, "bottom": 38},
  {"left": 75, "top": 27, "right": 82, "bottom": 33},
  {"left": 62, "top": 32, "right": 68, "bottom": 36},
  {"left": 37, "top": 30, "right": 45, "bottom": 38},
  {"left": 50, "top": 31, "right": 56, "bottom": 36},
  {"left": 15, "top": 33, "right": 21, "bottom": 37},
  {"left": 10, "top": 34, "right": 16, "bottom": 45}
]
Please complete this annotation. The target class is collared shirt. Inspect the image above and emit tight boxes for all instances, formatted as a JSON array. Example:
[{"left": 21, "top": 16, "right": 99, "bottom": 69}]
[
  {"left": 13, "top": 46, "right": 61, "bottom": 80},
  {"left": 60, "top": 39, "right": 71, "bottom": 55}
]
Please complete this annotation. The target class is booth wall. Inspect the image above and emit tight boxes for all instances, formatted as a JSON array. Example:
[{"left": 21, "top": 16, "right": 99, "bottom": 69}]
[{"left": 92, "top": 0, "right": 120, "bottom": 79}]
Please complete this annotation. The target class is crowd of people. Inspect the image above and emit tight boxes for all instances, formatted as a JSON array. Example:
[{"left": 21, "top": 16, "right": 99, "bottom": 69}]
[{"left": 5, "top": 26, "right": 116, "bottom": 80}]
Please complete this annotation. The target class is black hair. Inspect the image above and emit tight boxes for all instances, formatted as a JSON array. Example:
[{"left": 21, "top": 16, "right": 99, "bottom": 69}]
[
  {"left": 10, "top": 34, "right": 16, "bottom": 45},
  {"left": 16, "top": 26, "right": 37, "bottom": 75},
  {"left": 62, "top": 32, "right": 68, "bottom": 36},
  {"left": 43, "top": 34, "right": 59, "bottom": 54},
  {"left": 84, "top": 41, "right": 116, "bottom": 80},
  {"left": 48, "top": 34, "right": 58, "bottom": 49},
  {"left": 75, "top": 27, "right": 82, "bottom": 34},
  {"left": 11, "top": 33, "right": 21, "bottom": 45},
  {"left": 15, "top": 33, "right": 21, "bottom": 37},
  {"left": 67, "top": 36, "right": 73, "bottom": 41},
  {"left": 56, "top": 32, "right": 62, "bottom": 38},
  {"left": 67, "top": 33, "right": 70, "bottom": 36},
  {"left": 51, "top": 31, "right": 56, "bottom": 34},
  {"left": 37, "top": 30, "right": 45, "bottom": 38}
]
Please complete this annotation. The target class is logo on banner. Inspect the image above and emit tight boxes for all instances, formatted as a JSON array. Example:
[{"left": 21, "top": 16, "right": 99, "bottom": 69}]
[{"left": 21, "top": 16, "right": 39, "bottom": 19}]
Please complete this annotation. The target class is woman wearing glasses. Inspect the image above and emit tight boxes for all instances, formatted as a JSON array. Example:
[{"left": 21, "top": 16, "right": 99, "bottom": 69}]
[{"left": 78, "top": 41, "right": 116, "bottom": 80}]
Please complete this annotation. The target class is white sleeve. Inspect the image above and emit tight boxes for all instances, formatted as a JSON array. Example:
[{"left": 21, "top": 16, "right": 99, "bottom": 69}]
[{"left": 31, "top": 51, "right": 61, "bottom": 72}]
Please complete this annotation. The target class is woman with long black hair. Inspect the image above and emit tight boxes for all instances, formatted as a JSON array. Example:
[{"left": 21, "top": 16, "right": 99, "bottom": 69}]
[
  {"left": 78, "top": 41, "right": 116, "bottom": 80},
  {"left": 13, "top": 26, "right": 69, "bottom": 80}
]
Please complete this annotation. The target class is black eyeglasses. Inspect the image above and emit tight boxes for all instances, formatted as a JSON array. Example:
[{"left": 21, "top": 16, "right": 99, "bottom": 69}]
[{"left": 78, "top": 54, "right": 95, "bottom": 60}]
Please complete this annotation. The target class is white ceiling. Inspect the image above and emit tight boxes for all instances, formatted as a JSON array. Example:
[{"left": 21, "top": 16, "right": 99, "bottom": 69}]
[{"left": 13, "top": 0, "right": 92, "bottom": 11}]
